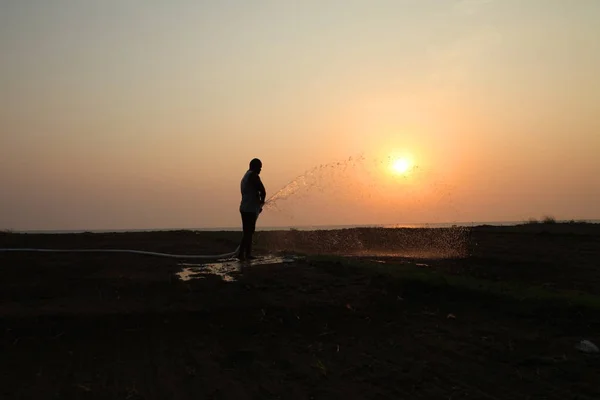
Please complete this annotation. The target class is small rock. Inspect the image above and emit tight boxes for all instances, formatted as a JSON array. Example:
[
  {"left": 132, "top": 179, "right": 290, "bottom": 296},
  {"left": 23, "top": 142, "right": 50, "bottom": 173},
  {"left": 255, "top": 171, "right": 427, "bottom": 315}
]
[{"left": 576, "top": 340, "right": 599, "bottom": 353}]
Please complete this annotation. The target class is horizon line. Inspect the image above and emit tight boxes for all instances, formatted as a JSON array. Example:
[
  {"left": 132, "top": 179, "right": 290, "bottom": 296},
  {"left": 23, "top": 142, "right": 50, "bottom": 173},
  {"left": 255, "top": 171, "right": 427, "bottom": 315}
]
[{"left": 8, "top": 219, "right": 600, "bottom": 234}]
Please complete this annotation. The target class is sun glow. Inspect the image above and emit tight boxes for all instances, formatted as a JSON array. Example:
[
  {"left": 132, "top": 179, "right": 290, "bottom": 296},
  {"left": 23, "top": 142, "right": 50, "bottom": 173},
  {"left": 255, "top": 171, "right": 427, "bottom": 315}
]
[{"left": 391, "top": 157, "right": 411, "bottom": 175}]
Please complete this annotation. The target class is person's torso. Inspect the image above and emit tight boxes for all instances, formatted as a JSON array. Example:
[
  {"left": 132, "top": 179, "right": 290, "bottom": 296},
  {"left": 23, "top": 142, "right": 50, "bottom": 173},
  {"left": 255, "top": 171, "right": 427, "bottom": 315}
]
[{"left": 240, "top": 170, "right": 261, "bottom": 213}]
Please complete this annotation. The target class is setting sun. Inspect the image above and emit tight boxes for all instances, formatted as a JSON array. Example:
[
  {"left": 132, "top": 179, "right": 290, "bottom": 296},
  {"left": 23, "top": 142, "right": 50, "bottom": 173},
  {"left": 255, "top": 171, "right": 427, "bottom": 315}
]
[{"left": 391, "top": 158, "right": 411, "bottom": 175}]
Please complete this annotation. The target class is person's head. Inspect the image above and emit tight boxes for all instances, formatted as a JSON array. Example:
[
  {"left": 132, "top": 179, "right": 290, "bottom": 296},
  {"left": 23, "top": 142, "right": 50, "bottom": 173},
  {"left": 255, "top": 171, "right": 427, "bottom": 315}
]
[{"left": 249, "top": 158, "right": 262, "bottom": 174}]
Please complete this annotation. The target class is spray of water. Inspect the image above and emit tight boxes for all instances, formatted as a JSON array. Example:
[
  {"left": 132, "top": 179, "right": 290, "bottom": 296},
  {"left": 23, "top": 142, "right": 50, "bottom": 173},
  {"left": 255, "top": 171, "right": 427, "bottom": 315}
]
[
  {"left": 259, "top": 153, "right": 469, "bottom": 259},
  {"left": 264, "top": 154, "right": 368, "bottom": 208},
  {"left": 257, "top": 226, "right": 469, "bottom": 259},
  {"left": 263, "top": 154, "right": 460, "bottom": 221}
]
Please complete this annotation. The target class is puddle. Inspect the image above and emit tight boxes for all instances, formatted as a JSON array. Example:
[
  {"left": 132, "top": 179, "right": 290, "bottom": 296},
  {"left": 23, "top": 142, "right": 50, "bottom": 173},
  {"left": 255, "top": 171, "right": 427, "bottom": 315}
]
[{"left": 177, "top": 255, "right": 301, "bottom": 282}]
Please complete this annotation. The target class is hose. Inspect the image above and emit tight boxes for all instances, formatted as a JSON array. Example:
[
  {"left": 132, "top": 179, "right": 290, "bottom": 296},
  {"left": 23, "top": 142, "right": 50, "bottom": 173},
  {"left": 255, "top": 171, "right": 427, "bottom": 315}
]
[
  {"left": 0, "top": 247, "right": 240, "bottom": 259},
  {"left": 0, "top": 208, "right": 266, "bottom": 259}
]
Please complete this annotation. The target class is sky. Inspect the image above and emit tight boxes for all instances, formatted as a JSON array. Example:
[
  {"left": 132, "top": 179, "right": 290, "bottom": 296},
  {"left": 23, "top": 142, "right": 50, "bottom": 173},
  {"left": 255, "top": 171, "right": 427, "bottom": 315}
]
[{"left": 1, "top": 0, "right": 599, "bottom": 230}]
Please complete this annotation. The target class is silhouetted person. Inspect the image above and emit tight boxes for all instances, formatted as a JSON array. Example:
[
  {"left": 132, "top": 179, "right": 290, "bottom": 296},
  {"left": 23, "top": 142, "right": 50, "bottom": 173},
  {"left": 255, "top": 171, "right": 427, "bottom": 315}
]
[{"left": 238, "top": 158, "right": 266, "bottom": 260}]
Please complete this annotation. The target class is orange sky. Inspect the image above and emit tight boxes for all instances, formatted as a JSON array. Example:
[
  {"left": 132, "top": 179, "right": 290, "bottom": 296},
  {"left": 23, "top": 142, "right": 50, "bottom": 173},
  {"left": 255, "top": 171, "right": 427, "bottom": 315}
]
[{"left": 1, "top": 1, "right": 599, "bottom": 230}]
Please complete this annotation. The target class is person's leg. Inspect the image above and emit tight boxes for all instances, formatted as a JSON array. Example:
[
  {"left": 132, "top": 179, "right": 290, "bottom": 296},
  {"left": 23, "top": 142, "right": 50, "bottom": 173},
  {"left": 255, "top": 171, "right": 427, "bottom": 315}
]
[
  {"left": 238, "top": 212, "right": 251, "bottom": 259},
  {"left": 244, "top": 213, "right": 257, "bottom": 258},
  {"left": 239, "top": 212, "right": 257, "bottom": 259}
]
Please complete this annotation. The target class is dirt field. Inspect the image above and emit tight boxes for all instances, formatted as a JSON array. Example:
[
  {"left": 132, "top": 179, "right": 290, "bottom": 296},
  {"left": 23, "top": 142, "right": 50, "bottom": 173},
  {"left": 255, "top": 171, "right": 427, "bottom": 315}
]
[{"left": 1, "top": 225, "right": 600, "bottom": 399}]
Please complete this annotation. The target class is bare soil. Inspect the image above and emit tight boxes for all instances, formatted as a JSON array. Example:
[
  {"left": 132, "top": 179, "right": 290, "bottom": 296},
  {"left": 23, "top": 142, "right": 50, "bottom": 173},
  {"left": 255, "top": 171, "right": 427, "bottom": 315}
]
[{"left": 1, "top": 226, "right": 599, "bottom": 399}]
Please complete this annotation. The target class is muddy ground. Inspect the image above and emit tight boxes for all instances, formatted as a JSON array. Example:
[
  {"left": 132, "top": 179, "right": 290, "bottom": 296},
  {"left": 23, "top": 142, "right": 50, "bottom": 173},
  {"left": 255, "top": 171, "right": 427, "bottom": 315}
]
[{"left": 1, "top": 225, "right": 600, "bottom": 399}]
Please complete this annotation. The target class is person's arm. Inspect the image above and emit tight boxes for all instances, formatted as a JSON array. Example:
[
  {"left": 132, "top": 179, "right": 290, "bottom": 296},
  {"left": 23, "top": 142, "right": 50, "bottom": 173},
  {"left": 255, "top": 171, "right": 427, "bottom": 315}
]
[
  {"left": 250, "top": 173, "right": 267, "bottom": 204},
  {"left": 257, "top": 176, "right": 266, "bottom": 204}
]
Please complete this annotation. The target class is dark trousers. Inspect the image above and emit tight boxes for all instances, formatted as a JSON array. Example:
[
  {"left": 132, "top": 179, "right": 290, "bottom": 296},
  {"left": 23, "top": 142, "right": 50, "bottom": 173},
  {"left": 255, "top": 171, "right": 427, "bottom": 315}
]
[{"left": 238, "top": 212, "right": 257, "bottom": 258}]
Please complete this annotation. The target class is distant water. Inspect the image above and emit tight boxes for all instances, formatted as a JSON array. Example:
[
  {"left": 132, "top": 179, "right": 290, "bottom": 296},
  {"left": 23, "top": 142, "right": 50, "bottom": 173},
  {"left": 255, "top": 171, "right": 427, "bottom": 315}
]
[
  {"left": 16, "top": 220, "right": 600, "bottom": 234},
  {"left": 195, "top": 220, "right": 600, "bottom": 232}
]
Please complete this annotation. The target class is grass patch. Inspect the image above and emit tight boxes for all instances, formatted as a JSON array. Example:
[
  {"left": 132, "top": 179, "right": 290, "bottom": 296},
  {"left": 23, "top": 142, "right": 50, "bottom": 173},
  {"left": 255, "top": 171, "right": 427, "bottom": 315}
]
[
  {"left": 541, "top": 215, "right": 557, "bottom": 224},
  {"left": 523, "top": 215, "right": 556, "bottom": 224},
  {"left": 309, "top": 255, "right": 600, "bottom": 311}
]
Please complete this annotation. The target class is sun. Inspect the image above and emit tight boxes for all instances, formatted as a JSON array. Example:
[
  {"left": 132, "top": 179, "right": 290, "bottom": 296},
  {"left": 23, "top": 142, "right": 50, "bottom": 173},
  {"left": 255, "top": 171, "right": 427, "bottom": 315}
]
[{"left": 391, "top": 157, "right": 411, "bottom": 175}]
